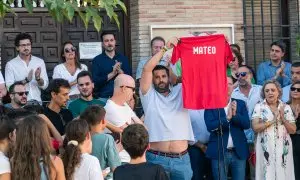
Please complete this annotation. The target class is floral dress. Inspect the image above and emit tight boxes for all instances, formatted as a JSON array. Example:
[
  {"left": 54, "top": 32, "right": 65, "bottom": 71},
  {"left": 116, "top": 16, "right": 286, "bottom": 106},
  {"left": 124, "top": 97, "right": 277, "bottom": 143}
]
[{"left": 252, "top": 100, "right": 295, "bottom": 180}]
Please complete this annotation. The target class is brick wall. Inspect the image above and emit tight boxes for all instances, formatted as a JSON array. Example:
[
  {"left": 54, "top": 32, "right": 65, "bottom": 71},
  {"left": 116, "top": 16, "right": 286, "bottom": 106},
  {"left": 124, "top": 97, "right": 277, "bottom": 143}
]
[{"left": 130, "top": 0, "right": 244, "bottom": 77}]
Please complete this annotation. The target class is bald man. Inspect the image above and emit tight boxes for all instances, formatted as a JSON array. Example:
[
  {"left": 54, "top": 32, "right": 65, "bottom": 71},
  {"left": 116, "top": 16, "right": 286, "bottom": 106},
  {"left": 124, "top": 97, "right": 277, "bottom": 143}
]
[
  {"left": 104, "top": 74, "right": 142, "bottom": 163},
  {"left": 104, "top": 74, "right": 142, "bottom": 133}
]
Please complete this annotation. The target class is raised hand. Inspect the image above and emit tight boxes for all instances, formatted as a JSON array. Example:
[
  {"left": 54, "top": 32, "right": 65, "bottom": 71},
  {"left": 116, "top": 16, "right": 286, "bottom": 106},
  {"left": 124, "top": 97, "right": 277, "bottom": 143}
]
[
  {"left": 35, "top": 67, "right": 41, "bottom": 80},
  {"left": 27, "top": 69, "right": 34, "bottom": 82}
]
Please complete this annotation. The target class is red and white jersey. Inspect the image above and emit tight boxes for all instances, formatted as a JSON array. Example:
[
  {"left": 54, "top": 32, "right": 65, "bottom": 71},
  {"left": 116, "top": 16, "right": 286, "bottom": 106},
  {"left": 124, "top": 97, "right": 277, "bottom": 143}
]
[{"left": 171, "top": 34, "right": 233, "bottom": 109}]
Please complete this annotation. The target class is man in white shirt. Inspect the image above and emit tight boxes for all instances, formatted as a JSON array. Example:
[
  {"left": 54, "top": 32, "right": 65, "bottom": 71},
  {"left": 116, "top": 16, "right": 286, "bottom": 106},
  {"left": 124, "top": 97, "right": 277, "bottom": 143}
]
[
  {"left": 139, "top": 37, "right": 194, "bottom": 180},
  {"left": 231, "top": 65, "right": 262, "bottom": 180},
  {"left": 5, "top": 33, "right": 49, "bottom": 104},
  {"left": 136, "top": 36, "right": 168, "bottom": 81},
  {"left": 282, "top": 62, "right": 300, "bottom": 102},
  {"left": 104, "top": 74, "right": 142, "bottom": 163}
]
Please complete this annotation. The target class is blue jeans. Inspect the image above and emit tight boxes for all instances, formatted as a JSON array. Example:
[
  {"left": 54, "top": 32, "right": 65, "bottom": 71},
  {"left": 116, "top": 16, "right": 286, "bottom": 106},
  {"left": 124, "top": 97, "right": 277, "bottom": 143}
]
[
  {"left": 188, "top": 145, "right": 213, "bottom": 180},
  {"left": 211, "top": 150, "right": 246, "bottom": 180},
  {"left": 146, "top": 151, "right": 193, "bottom": 180}
]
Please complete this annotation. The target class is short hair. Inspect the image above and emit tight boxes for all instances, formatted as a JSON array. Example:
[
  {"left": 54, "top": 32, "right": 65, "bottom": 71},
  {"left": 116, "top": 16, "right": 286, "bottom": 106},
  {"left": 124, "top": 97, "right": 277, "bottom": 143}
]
[
  {"left": 270, "top": 40, "right": 286, "bottom": 53},
  {"left": 121, "top": 124, "right": 149, "bottom": 159},
  {"left": 0, "top": 115, "right": 16, "bottom": 141},
  {"left": 100, "top": 31, "right": 116, "bottom": 41},
  {"left": 261, "top": 80, "right": 282, "bottom": 99},
  {"left": 15, "top": 33, "right": 32, "bottom": 47},
  {"left": 80, "top": 105, "right": 106, "bottom": 128},
  {"left": 292, "top": 62, "right": 300, "bottom": 68},
  {"left": 230, "top": 44, "right": 241, "bottom": 52},
  {"left": 6, "top": 109, "right": 34, "bottom": 126},
  {"left": 77, "top": 71, "right": 93, "bottom": 82},
  {"left": 47, "top": 78, "right": 70, "bottom": 94},
  {"left": 23, "top": 104, "right": 44, "bottom": 114},
  {"left": 152, "top": 65, "right": 169, "bottom": 77},
  {"left": 151, "top": 36, "right": 165, "bottom": 47},
  {"left": 9, "top": 81, "right": 25, "bottom": 94}
]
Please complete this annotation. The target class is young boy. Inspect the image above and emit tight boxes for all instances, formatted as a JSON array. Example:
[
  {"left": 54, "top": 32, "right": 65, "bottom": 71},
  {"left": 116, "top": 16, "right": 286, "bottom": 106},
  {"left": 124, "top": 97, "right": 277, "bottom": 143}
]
[
  {"left": 80, "top": 105, "right": 121, "bottom": 180},
  {"left": 114, "top": 124, "right": 169, "bottom": 180}
]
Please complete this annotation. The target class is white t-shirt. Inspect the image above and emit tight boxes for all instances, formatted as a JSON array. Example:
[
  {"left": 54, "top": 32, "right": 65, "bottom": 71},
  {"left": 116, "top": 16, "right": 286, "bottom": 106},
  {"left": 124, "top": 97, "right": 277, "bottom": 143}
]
[
  {"left": 0, "top": 151, "right": 11, "bottom": 175},
  {"left": 140, "top": 84, "right": 194, "bottom": 142},
  {"left": 73, "top": 153, "right": 103, "bottom": 180},
  {"left": 0, "top": 72, "right": 4, "bottom": 84},
  {"left": 104, "top": 99, "right": 138, "bottom": 127},
  {"left": 52, "top": 63, "right": 88, "bottom": 95}
]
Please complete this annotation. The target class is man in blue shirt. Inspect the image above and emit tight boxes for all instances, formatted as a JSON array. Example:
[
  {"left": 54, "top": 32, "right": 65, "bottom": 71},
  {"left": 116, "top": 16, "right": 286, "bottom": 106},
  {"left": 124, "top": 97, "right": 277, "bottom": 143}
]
[
  {"left": 92, "top": 31, "right": 131, "bottom": 103},
  {"left": 257, "top": 40, "right": 291, "bottom": 87}
]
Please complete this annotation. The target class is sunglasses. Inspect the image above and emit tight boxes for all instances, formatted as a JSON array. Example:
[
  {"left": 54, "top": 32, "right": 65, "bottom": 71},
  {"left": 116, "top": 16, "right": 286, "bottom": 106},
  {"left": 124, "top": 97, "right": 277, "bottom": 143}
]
[
  {"left": 291, "top": 87, "right": 300, "bottom": 92},
  {"left": 120, "top": 86, "right": 135, "bottom": 92},
  {"left": 64, "top": 47, "right": 76, "bottom": 53},
  {"left": 12, "top": 91, "right": 29, "bottom": 96},
  {"left": 235, "top": 72, "right": 248, "bottom": 78}
]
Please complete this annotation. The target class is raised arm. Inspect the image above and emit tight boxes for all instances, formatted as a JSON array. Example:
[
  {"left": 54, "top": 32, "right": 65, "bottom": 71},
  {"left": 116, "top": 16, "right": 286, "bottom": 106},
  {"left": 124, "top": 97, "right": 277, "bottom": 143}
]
[{"left": 140, "top": 37, "right": 179, "bottom": 95}]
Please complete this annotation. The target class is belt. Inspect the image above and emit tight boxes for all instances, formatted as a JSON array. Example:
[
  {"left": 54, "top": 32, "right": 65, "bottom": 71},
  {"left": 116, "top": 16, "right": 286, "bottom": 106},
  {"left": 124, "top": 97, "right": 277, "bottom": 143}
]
[{"left": 148, "top": 149, "right": 188, "bottom": 158}]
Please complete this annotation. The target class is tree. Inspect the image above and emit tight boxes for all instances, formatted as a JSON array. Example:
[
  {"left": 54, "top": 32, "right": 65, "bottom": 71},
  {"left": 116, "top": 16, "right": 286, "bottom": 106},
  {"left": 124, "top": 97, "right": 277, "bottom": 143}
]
[{"left": 0, "top": 0, "right": 127, "bottom": 32}]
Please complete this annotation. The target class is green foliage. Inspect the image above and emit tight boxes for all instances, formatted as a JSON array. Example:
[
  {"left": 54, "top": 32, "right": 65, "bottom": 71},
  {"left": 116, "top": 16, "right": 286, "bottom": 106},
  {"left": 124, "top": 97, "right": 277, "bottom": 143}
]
[{"left": 0, "top": 0, "right": 127, "bottom": 32}]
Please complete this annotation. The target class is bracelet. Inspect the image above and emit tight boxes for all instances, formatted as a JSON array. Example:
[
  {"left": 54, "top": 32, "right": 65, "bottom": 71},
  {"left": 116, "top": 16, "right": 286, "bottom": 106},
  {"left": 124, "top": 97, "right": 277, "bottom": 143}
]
[
  {"left": 36, "top": 77, "right": 41, "bottom": 81},
  {"left": 162, "top": 46, "right": 168, "bottom": 53},
  {"left": 265, "top": 121, "right": 270, "bottom": 128}
]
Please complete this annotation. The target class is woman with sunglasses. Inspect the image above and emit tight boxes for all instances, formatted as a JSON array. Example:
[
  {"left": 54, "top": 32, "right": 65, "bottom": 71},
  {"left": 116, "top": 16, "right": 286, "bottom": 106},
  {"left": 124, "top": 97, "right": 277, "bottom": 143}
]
[
  {"left": 287, "top": 81, "right": 300, "bottom": 180},
  {"left": 53, "top": 41, "right": 88, "bottom": 100},
  {"left": 252, "top": 80, "right": 296, "bottom": 180}
]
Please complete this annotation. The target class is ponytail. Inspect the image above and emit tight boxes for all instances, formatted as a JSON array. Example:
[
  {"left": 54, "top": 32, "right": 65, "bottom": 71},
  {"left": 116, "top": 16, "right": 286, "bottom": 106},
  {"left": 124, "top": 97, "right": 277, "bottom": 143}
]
[
  {"left": 61, "top": 119, "right": 89, "bottom": 180},
  {"left": 62, "top": 139, "right": 81, "bottom": 180}
]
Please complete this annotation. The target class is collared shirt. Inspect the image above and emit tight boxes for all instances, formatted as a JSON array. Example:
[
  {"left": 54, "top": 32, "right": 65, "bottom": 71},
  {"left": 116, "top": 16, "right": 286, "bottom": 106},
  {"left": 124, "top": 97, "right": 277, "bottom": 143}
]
[
  {"left": 282, "top": 84, "right": 291, "bottom": 103},
  {"left": 92, "top": 52, "right": 131, "bottom": 98},
  {"left": 231, "top": 84, "right": 262, "bottom": 143},
  {"left": 188, "top": 110, "right": 210, "bottom": 145},
  {"left": 224, "top": 99, "right": 234, "bottom": 148},
  {"left": 0, "top": 72, "right": 4, "bottom": 84},
  {"left": 140, "top": 84, "right": 194, "bottom": 142},
  {"left": 257, "top": 60, "right": 291, "bottom": 87},
  {"left": 5, "top": 55, "right": 49, "bottom": 103},
  {"left": 135, "top": 57, "right": 167, "bottom": 80}
]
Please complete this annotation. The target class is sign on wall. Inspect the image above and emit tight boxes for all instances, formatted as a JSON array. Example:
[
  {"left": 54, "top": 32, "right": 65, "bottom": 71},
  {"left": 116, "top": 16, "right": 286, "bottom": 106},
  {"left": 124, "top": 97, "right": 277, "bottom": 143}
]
[{"left": 79, "top": 42, "right": 102, "bottom": 59}]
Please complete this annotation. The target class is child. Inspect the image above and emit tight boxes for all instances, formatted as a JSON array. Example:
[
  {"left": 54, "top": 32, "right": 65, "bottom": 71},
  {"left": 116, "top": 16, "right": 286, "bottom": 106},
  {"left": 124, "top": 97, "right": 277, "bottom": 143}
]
[
  {"left": 80, "top": 105, "right": 121, "bottom": 179},
  {"left": 113, "top": 124, "right": 169, "bottom": 180},
  {"left": 62, "top": 119, "right": 103, "bottom": 180}
]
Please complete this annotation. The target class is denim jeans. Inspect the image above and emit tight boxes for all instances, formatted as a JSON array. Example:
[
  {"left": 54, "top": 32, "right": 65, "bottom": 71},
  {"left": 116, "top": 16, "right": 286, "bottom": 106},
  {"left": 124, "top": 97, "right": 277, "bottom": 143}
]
[
  {"left": 146, "top": 151, "right": 193, "bottom": 180},
  {"left": 188, "top": 145, "right": 213, "bottom": 180},
  {"left": 211, "top": 150, "right": 246, "bottom": 180}
]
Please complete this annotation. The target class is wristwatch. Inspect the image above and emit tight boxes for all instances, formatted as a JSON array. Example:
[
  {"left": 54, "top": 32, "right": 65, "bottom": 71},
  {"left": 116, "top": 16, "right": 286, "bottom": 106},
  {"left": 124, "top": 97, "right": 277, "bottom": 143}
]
[
  {"left": 25, "top": 77, "right": 30, "bottom": 83},
  {"left": 36, "top": 77, "right": 41, "bottom": 81}
]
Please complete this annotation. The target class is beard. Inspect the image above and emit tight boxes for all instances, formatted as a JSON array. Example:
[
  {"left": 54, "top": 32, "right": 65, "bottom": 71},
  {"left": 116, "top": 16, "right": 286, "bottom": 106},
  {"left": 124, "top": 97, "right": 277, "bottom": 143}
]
[
  {"left": 154, "top": 82, "right": 169, "bottom": 93},
  {"left": 238, "top": 79, "right": 250, "bottom": 87},
  {"left": 81, "top": 91, "right": 92, "bottom": 98},
  {"left": 104, "top": 45, "right": 115, "bottom": 52}
]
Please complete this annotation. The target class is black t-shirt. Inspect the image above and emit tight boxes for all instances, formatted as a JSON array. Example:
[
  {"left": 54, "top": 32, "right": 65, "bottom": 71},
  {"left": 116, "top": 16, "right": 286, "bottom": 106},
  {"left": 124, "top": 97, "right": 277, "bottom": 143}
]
[
  {"left": 43, "top": 107, "right": 73, "bottom": 135},
  {"left": 113, "top": 162, "right": 169, "bottom": 180}
]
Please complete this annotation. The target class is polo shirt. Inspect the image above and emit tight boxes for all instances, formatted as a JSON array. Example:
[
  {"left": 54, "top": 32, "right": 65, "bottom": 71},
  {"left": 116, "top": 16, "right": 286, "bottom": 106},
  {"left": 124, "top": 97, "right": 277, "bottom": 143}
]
[{"left": 68, "top": 98, "right": 105, "bottom": 117}]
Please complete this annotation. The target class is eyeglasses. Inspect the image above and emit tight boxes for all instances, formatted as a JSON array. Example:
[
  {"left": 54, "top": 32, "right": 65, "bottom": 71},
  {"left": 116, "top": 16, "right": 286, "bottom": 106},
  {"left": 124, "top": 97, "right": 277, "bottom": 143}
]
[
  {"left": 64, "top": 47, "right": 76, "bottom": 53},
  {"left": 235, "top": 72, "right": 248, "bottom": 78},
  {"left": 12, "top": 91, "right": 29, "bottom": 96},
  {"left": 120, "top": 86, "right": 135, "bottom": 92},
  {"left": 19, "top": 43, "right": 31, "bottom": 48},
  {"left": 291, "top": 87, "right": 300, "bottom": 92}
]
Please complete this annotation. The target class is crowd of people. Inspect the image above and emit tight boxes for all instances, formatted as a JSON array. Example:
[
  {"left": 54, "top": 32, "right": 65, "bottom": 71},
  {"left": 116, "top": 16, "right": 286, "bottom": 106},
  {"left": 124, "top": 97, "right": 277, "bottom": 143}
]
[{"left": 0, "top": 31, "right": 299, "bottom": 180}]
